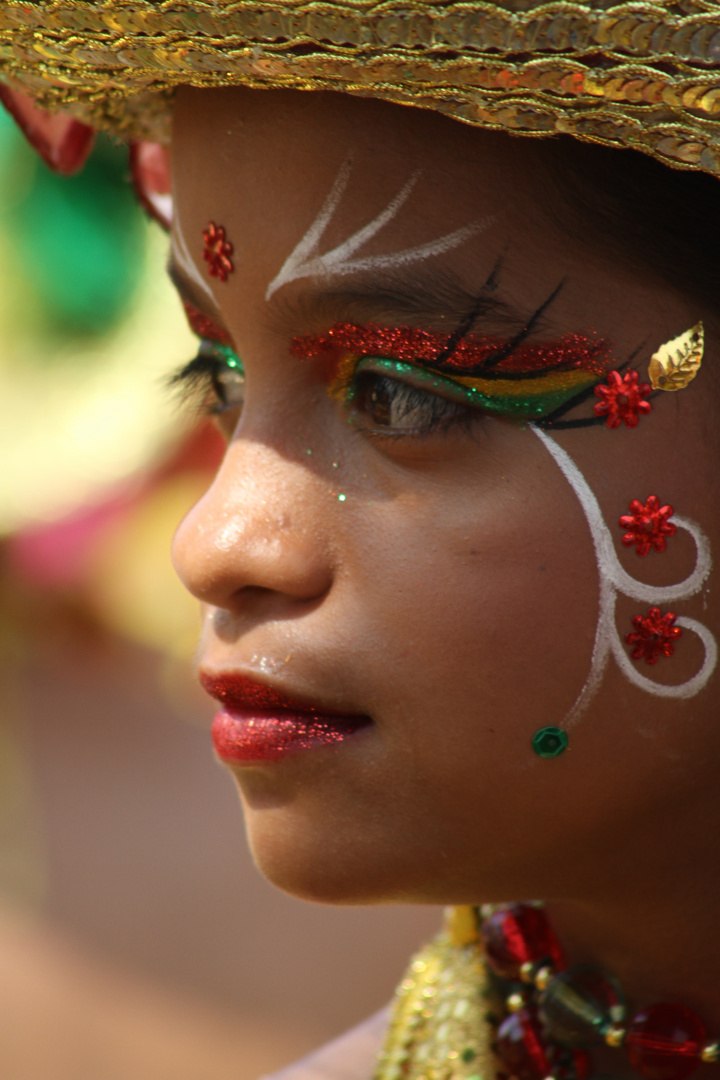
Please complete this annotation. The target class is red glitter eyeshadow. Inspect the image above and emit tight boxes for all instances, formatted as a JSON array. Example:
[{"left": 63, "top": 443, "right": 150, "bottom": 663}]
[
  {"left": 292, "top": 322, "right": 610, "bottom": 378},
  {"left": 182, "top": 299, "right": 233, "bottom": 346}
]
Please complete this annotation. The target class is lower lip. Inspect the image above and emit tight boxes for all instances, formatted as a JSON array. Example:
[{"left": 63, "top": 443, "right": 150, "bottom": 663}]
[{"left": 211, "top": 709, "right": 370, "bottom": 763}]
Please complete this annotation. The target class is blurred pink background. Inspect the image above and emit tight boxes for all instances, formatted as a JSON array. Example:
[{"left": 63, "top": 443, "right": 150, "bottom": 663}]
[{"left": 0, "top": 113, "right": 440, "bottom": 1080}]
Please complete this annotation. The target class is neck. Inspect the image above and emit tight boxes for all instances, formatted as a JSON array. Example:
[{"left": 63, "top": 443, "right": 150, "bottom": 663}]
[
  {"left": 545, "top": 885, "right": 720, "bottom": 1034},
  {"left": 540, "top": 797, "right": 720, "bottom": 1030},
  {"left": 477, "top": 789, "right": 720, "bottom": 1080}
]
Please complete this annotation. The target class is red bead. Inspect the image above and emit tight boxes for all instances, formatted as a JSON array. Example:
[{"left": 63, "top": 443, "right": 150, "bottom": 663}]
[
  {"left": 481, "top": 904, "right": 564, "bottom": 979},
  {"left": 552, "top": 1049, "right": 592, "bottom": 1080},
  {"left": 570, "top": 1048, "right": 591, "bottom": 1080},
  {"left": 626, "top": 1003, "right": 706, "bottom": 1080},
  {"left": 496, "top": 1008, "right": 552, "bottom": 1080}
]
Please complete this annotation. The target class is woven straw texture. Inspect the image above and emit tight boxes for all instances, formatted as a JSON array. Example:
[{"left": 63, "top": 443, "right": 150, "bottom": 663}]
[{"left": 1, "top": 1, "right": 720, "bottom": 174}]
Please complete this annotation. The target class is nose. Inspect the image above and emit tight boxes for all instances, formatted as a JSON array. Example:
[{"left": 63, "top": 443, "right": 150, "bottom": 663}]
[{"left": 172, "top": 437, "right": 334, "bottom": 612}]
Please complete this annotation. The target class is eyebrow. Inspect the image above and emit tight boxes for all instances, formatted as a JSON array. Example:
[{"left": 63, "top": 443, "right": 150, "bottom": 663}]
[
  {"left": 267, "top": 263, "right": 560, "bottom": 342},
  {"left": 166, "top": 251, "right": 566, "bottom": 358}
]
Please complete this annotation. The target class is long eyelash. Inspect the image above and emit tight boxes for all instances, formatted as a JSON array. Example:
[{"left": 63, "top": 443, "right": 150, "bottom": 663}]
[
  {"left": 433, "top": 258, "right": 502, "bottom": 366},
  {"left": 541, "top": 387, "right": 662, "bottom": 430},
  {"left": 431, "top": 278, "right": 567, "bottom": 378},
  {"left": 537, "top": 376, "right": 618, "bottom": 429},
  {"left": 168, "top": 349, "right": 218, "bottom": 398},
  {"left": 362, "top": 411, "right": 480, "bottom": 443},
  {"left": 437, "top": 357, "right": 595, "bottom": 382},
  {"left": 167, "top": 343, "right": 242, "bottom": 417},
  {"left": 538, "top": 346, "right": 644, "bottom": 429},
  {"left": 540, "top": 411, "right": 607, "bottom": 430},
  {"left": 355, "top": 384, "right": 479, "bottom": 442},
  {"left": 476, "top": 280, "right": 566, "bottom": 371}
]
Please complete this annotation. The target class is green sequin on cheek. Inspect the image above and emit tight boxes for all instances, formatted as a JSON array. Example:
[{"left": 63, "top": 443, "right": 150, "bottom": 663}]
[{"left": 532, "top": 727, "right": 569, "bottom": 758}]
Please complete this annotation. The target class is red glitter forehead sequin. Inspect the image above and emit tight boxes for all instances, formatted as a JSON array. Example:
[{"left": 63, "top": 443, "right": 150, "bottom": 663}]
[
  {"left": 626, "top": 607, "right": 682, "bottom": 665},
  {"left": 182, "top": 299, "right": 233, "bottom": 346},
  {"left": 593, "top": 370, "right": 652, "bottom": 428},
  {"left": 292, "top": 322, "right": 611, "bottom": 376},
  {"left": 619, "top": 496, "right": 676, "bottom": 557},
  {"left": 202, "top": 222, "right": 234, "bottom": 282}
]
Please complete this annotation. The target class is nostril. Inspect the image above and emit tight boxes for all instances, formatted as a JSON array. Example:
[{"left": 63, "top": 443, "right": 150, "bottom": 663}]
[{"left": 171, "top": 478, "right": 334, "bottom": 609}]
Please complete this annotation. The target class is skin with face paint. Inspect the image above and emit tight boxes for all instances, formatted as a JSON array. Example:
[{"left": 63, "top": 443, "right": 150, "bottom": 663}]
[{"left": 170, "top": 88, "right": 720, "bottom": 1049}]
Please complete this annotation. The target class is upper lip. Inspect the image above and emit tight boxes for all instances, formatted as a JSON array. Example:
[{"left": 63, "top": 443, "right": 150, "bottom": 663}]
[{"left": 199, "top": 670, "right": 352, "bottom": 715}]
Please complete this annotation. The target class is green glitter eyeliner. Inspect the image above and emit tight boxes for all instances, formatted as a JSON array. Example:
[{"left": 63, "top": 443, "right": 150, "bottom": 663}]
[{"left": 347, "top": 357, "right": 598, "bottom": 422}]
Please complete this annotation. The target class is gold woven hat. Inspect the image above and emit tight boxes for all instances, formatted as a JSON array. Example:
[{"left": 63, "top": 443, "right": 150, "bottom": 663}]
[{"left": 1, "top": 1, "right": 720, "bottom": 176}]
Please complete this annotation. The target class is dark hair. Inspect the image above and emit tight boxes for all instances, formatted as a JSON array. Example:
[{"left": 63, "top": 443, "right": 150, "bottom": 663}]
[{"left": 537, "top": 136, "right": 720, "bottom": 315}]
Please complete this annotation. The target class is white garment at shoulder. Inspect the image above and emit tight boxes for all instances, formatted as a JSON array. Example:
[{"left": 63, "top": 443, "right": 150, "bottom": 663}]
[{"left": 260, "top": 1008, "right": 390, "bottom": 1080}]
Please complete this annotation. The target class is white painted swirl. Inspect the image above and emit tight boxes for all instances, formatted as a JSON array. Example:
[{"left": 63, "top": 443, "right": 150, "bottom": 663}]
[{"left": 532, "top": 426, "right": 716, "bottom": 724}]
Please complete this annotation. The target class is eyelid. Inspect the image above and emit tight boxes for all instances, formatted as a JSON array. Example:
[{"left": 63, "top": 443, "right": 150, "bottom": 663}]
[
  {"left": 293, "top": 321, "right": 615, "bottom": 422},
  {"left": 206, "top": 339, "right": 243, "bottom": 370},
  {"left": 349, "top": 357, "right": 480, "bottom": 407},
  {"left": 292, "top": 321, "right": 611, "bottom": 378},
  {"left": 169, "top": 337, "right": 244, "bottom": 406},
  {"left": 342, "top": 354, "right": 602, "bottom": 422},
  {"left": 182, "top": 299, "right": 234, "bottom": 346}
]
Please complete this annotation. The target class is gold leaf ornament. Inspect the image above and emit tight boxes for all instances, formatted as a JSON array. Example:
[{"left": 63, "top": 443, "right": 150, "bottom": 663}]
[{"left": 648, "top": 322, "right": 704, "bottom": 392}]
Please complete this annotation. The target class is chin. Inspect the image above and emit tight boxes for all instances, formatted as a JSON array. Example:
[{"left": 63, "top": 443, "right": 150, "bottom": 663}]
[
  {"left": 244, "top": 813, "right": 382, "bottom": 903},
  {"left": 240, "top": 796, "right": 428, "bottom": 905}
]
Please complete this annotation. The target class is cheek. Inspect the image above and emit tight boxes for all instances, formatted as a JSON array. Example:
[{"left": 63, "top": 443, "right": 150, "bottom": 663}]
[{"left": 344, "top": 438, "right": 599, "bottom": 757}]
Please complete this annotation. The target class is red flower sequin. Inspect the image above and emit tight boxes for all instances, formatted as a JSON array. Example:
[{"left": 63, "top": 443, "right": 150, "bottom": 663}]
[
  {"left": 619, "top": 496, "right": 676, "bottom": 556},
  {"left": 627, "top": 607, "right": 682, "bottom": 665},
  {"left": 202, "top": 222, "right": 234, "bottom": 281},
  {"left": 593, "top": 370, "right": 652, "bottom": 428}
]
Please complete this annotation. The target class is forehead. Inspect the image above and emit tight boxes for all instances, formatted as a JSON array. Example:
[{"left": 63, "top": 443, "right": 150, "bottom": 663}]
[
  {"left": 169, "top": 86, "right": 580, "bottom": 327},
  {"left": 168, "top": 86, "right": 676, "bottom": 345},
  {"left": 171, "top": 87, "right": 544, "bottom": 252}
]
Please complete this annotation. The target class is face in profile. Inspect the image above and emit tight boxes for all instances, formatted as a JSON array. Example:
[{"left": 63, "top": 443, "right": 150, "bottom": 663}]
[{"left": 169, "top": 87, "right": 720, "bottom": 907}]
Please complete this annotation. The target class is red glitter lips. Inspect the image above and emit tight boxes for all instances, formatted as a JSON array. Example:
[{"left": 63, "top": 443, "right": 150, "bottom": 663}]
[{"left": 200, "top": 672, "right": 371, "bottom": 763}]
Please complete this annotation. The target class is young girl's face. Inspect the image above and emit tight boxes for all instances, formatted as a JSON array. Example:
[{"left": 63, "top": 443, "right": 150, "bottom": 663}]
[{"left": 170, "top": 87, "right": 720, "bottom": 907}]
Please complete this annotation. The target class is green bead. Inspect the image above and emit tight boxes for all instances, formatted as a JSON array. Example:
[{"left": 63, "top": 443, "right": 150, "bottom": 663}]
[
  {"left": 539, "top": 964, "right": 625, "bottom": 1046},
  {"left": 532, "top": 726, "right": 568, "bottom": 758},
  {"left": 461, "top": 1048, "right": 477, "bottom": 1064}
]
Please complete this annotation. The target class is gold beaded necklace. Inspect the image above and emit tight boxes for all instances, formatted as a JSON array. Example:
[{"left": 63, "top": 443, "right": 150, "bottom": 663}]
[
  {"left": 378, "top": 903, "right": 720, "bottom": 1080},
  {"left": 375, "top": 907, "right": 496, "bottom": 1080}
]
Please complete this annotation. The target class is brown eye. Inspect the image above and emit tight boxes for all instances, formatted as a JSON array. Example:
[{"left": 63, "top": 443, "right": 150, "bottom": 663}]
[
  {"left": 351, "top": 371, "right": 436, "bottom": 429},
  {"left": 191, "top": 339, "right": 245, "bottom": 413},
  {"left": 360, "top": 374, "right": 393, "bottom": 426},
  {"left": 213, "top": 364, "right": 245, "bottom": 411},
  {"left": 352, "top": 370, "right": 469, "bottom": 435}
]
